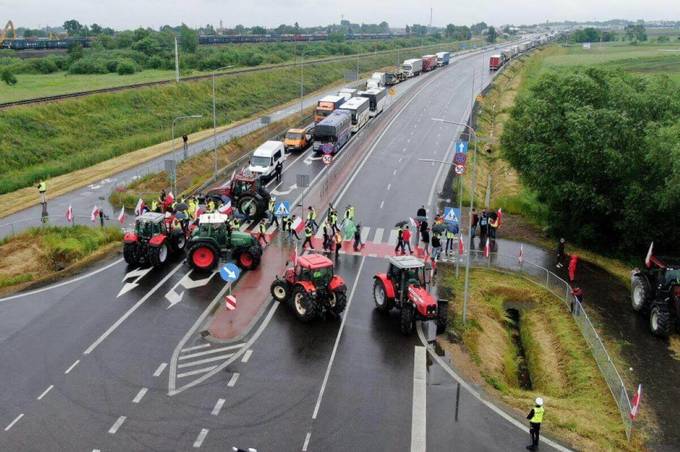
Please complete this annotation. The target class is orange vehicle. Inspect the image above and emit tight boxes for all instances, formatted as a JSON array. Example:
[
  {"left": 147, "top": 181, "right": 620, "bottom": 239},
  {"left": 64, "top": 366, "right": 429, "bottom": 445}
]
[
  {"left": 283, "top": 126, "right": 313, "bottom": 152},
  {"left": 314, "top": 95, "right": 345, "bottom": 123}
]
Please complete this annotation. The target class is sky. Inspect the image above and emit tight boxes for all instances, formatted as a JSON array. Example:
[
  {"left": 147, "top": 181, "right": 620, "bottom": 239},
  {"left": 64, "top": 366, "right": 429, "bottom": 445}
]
[{"left": 4, "top": 0, "right": 680, "bottom": 30}]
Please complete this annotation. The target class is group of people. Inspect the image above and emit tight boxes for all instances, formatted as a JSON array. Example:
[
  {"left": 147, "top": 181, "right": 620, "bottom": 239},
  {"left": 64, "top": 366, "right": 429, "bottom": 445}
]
[{"left": 469, "top": 207, "right": 501, "bottom": 246}]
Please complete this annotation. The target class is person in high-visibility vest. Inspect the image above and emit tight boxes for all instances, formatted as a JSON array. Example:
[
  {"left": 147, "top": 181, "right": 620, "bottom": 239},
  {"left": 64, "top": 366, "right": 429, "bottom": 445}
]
[
  {"left": 302, "top": 225, "right": 314, "bottom": 249},
  {"left": 37, "top": 180, "right": 47, "bottom": 203},
  {"left": 268, "top": 197, "right": 279, "bottom": 228},
  {"left": 328, "top": 207, "right": 339, "bottom": 234},
  {"left": 445, "top": 229, "right": 456, "bottom": 255},
  {"left": 258, "top": 221, "right": 268, "bottom": 246},
  {"left": 307, "top": 206, "right": 318, "bottom": 232},
  {"left": 150, "top": 200, "right": 159, "bottom": 213},
  {"left": 187, "top": 198, "right": 197, "bottom": 219},
  {"left": 344, "top": 204, "right": 355, "bottom": 222},
  {"left": 526, "top": 397, "right": 545, "bottom": 450}
]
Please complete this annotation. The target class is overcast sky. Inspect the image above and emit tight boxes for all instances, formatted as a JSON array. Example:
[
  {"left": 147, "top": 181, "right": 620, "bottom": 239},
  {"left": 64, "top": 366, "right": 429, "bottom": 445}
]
[{"left": 4, "top": 0, "right": 680, "bottom": 30}]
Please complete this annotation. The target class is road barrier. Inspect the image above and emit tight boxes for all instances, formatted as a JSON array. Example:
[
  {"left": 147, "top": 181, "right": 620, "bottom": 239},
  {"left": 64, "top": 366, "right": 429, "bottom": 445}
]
[{"left": 440, "top": 249, "right": 634, "bottom": 439}]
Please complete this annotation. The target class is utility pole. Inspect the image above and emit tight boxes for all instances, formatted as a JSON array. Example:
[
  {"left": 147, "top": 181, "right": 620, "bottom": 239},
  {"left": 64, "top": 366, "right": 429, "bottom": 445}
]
[
  {"left": 300, "top": 47, "right": 305, "bottom": 120},
  {"left": 174, "top": 37, "right": 180, "bottom": 83}
]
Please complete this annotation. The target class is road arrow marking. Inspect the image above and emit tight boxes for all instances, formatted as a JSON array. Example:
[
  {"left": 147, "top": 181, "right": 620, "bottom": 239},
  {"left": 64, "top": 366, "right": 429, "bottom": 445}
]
[
  {"left": 271, "top": 183, "right": 297, "bottom": 196},
  {"left": 117, "top": 267, "right": 153, "bottom": 298},
  {"left": 165, "top": 270, "right": 217, "bottom": 308},
  {"left": 304, "top": 155, "right": 323, "bottom": 165}
]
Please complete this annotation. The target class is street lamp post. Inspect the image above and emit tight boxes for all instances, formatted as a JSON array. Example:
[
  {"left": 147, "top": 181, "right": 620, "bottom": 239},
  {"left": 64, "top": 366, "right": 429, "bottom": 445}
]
[
  {"left": 300, "top": 46, "right": 305, "bottom": 120},
  {"left": 172, "top": 114, "right": 203, "bottom": 195},
  {"left": 212, "top": 65, "right": 234, "bottom": 179},
  {"left": 429, "top": 118, "right": 479, "bottom": 324}
]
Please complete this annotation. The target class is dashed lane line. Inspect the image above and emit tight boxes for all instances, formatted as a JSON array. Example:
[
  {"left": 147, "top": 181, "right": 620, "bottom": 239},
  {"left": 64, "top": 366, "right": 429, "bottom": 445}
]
[
  {"left": 153, "top": 362, "right": 168, "bottom": 377},
  {"left": 37, "top": 385, "right": 54, "bottom": 401},
  {"left": 64, "top": 360, "right": 80, "bottom": 374},
  {"left": 193, "top": 428, "right": 209, "bottom": 448},
  {"left": 241, "top": 350, "right": 253, "bottom": 363},
  {"left": 108, "top": 416, "right": 126, "bottom": 434},
  {"left": 227, "top": 372, "right": 240, "bottom": 387},
  {"left": 4, "top": 413, "right": 23, "bottom": 431},
  {"left": 132, "top": 387, "right": 148, "bottom": 404},
  {"left": 211, "top": 399, "right": 225, "bottom": 416},
  {"left": 302, "top": 432, "right": 312, "bottom": 451}
]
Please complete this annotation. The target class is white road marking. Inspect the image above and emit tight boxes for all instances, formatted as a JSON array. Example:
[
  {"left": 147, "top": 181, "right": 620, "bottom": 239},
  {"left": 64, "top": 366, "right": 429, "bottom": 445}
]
[
  {"left": 393, "top": 169, "right": 397, "bottom": 176},
  {"left": 193, "top": 428, "right": 209, "bottom": 448},
  {"left": 37, "top": 385, "right": 54, "bottom": 400},
  {"left": 211, "top": 399, "right": 226, "bottom": 416},
  {"left": 178, "top": 354, "right": 234, "bottom": 369},
  {"left": 177, "top": 366, "right": 218, "bottom": 379},
  {"left": 373, "top": 228, "right": 384, "bottom": 243},
  {"left": 387, "top": 183, "right": 391, "bottom": 191},
  {"left": 379, "top": 200, "right": 384, "bottom": 209},
  {"left": 132, "top": 387, "right": 148, "bottom": 404},
  {"left": 411, "top": 346, "right": 427, "bottom": 452},
  {"left": 153, "top": 362, "right": 168, "bottom": 377},
  {"left": 368, "top": 253, "right": 378, "bottom": 258},
  {"left": 239, "top": 221, "right": 251, "bottom": 232},
  {"left": 181, "top": 343, "right": 211, "bottom": 353},
  {"left": 84, "top": 262, "right": 184, "bottom": 355},
  {"left": 64, "top": 359, "right": 80, "bottom": 374},
  {"left": 312, "top": 257, "right": 366, "bottom": 420},
  {"left": 227, "top": 372, "right": 240, "bottom": 387},
  {"left": 4, "top": 413, "right": 23, "bottom": 431},
  {"left": 93, "top": 449, "right": 101, "bottom": 452},
  {"left": 387, "top": 229, "right": 399, "bottom": 246},
  {"left": 180, "top": 344, "right": 242, "bottom": 360},
  {"left": 398, "top": 157, "right": 403, "bottom": 163},
  {"left": 241, "top": 349, "right": 253, "bottom": 363},
  {"left": 360, "top": 227, "right": 370, "bottom": 244},
  {"left": 302, "top": 432, "right": 312, "bottom": 451},
  {"left": 108, "top": 416, "right": 126, "bottom": 434}
]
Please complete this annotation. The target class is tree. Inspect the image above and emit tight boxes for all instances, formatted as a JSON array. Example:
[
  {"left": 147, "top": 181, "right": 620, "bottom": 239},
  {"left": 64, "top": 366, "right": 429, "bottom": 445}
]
[
  {"left": 63, "top": 19, "right": 83, "bottom": 36},
  {"left": 624, "top": 24, "right": 647, "bottom": 41},
  {"left": 90, "top": 23, "right": 103, "bottom": 35},
  {"left": 179, "top": 24, "right": 198, "bottom": 52},
  {"left": 405, "top": 25, "right": 410, "bottom": 34},
  {"left": 251, "top": 26, "right": 267, "bottom": 35},
  {"left": 471, "top": 22, "right": 488, "bottom": 35},
  {"left": 486, "top": 26, "right": 497, "bottom": 43},
  {"left": 67, "top": 43, "right": 84, "bottom": 61},
  {"left": 379, "top": 21, "right": 390, "bottom": 32},
  {"left": 1, "top": 69, "right": 17, "bottom": 86}
]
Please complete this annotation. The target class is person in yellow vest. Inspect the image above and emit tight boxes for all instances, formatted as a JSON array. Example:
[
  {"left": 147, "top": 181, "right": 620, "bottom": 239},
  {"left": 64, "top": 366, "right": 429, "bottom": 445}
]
[
  {"left": 207, "top": 199, "right": 216, "bottom": 213},
  {"left": 37, "top": 180, "right": 47, "bottom": 203},
  {"left": 187, "top": 198, "right": 197, "bottom": 220},
  {"left": 307, "top": 206, "right": 318, "bottom": 232},
  {"left": 150, "top": 200, "right": 159, "bottom": 213},
  {"left": 258, "top": 221, "right": 268, "bottom": 246},
  {"left": 526, "top": 397, "right": 544, "bottom": 450}
]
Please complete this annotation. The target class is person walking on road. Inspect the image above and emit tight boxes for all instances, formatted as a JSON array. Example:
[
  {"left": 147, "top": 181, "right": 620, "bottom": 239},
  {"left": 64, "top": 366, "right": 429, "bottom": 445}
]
[
  {"left": 395, "top": 226, "right": 405, "bottom": 255},
  {"left": 556, "top": 238, "right": 566, "bottom": 268},
  {"left": 328, "top": 205, "right": 339, "bottom": 234},
  {"left": 289, "top": 215, "right": 300, "bottom": 240},
  {"left": 568, "top": 254, "right": 579, "bottom": 282},
  {"left": 353, "top": 224, "right": 363, "bottom": 251},
  {"left": 478, "top": 209, "right": 489, "bottom": 245},
  {"left": 402, "top": 226, "right": 413, "bottom": 254},
  {"left": 417, "top": 205, "right": 427, "bottom": 218},
  {"left": 445, "top": 226, "right": 457, "bottom": 255},
  {"left": 322, "top": 220, "right": 332, "bottom": 252},
  {"left": 98, "top": 209, "right": 108, "bottom": 228},
  {"left": 302, "top": 224, "right": 314, "bottom": 250},
  {"left": 182, "top": 134, "right": 189, "bottom": 158},
  {"left": 258, "top": 221, "right": 268, "bottom": 246},
  {"left": 431, "top": 233, "right": 442, "bottom": 261},
  {"left": 268, "top": 197, "right": 279, "bottom": 228},
  {"left": 334, "top": 230, "right": 343, "bottom": 259},
  {"left": 307, "top": 206, "right": 318, "bottom": 232},
  {"left": 275, "top": 159, "right": 283, "bottom": 183},
  {"left": 526, "top": 397, "right": 545, "bottom": 450},
  {"left": 343, "top": 204, "right": 355, "bottom": 225},
  {"left": 37, "top": 179, "right": 47, "bottom": 204}
]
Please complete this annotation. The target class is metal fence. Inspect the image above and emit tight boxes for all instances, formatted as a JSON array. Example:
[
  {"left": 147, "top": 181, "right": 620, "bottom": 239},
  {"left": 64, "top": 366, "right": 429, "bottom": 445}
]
[{"left": 440, "top": 249, "right": 633, "bottom": 439}]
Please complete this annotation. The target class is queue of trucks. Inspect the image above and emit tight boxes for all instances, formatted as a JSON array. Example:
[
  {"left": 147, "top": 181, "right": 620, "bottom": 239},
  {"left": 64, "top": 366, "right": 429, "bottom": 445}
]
[{"left": 489, "top": 35, "right": 553, "bottom": 71}]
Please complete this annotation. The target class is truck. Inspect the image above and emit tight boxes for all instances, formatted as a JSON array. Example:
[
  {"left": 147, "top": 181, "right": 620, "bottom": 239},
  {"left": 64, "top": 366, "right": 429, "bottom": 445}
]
[
  {"left": 314, "top": 95, "right": 345, "bottom": 123},
  {"left": 338, "top": 96, "right": 370, "bottom": 133},
  {"left": 385, "top": 71, "right": 404, "bottom": 86},
  {"left": 313, "top": 110, "right": 352, "bottom": 155},
  {"left": 369, "top": 72, "right": 386, "bottom": 87},
  {"left": 436, "top": 51, "right": 450, "bottom": 66},
  {"left": 422, "top": 55, "right": 437, "bottom": 72},
  {"left": 489, "top": 54, "right": 503, "bottom": 71},
  {"left": 358, "top": 87, "right": 387, "bottom": 118},
  {"left": 501, "top": 50, "right": 512, "bottom": 64},
  {"left": 337, "top": 88, "right": 357, "bottom": 101},
  {"left": 247, "top": 140, "right": 286, "bottom": 182},
  {"left": 401, "top": 58, "right": 423, "bottom": 78}
]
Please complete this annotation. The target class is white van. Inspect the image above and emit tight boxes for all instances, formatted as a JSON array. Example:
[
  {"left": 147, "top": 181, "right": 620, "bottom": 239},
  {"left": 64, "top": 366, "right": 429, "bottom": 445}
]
[{"left": 248, "top": 140, "right": 286, "bottom": 181}]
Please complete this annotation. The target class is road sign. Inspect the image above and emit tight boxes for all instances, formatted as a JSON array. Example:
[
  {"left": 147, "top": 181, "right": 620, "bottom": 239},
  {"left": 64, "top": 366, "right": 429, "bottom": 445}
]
[
  {"left": 260, "top": 116, "right": 271, "bottom": 125},
  {"left": 455, "top": 141, "right": 469, "bottom": 154},
  {"left": 454, "top": 165, "right": 465, "bottom": 175},
  {"left": 274, "top": 200, "right": 290, "bottom": 217},
  {"left": 225, "top": 295, "right": 237, "bottom": 311},
  {"left": 453, "top": 153, "right": 467, "bottom": 165},
  {"left": 296, "top": 174, "right": 310, "bottom": 188},
  {"left": 443, "top": 207, "right": 461, "bottom": 224},
  {"left": 322, "top": 154, "right": 333, "bottom": 165},
  {"left": 219, "top": 262, "right": 241, "bottom": 283}
]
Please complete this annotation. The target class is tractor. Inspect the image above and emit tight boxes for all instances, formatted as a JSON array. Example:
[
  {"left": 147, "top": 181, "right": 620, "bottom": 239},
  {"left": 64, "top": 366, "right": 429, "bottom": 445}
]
[
  {"left": 631, "top": 255, "right": 680, "bottom": 337},
  {"left": 270, "top": 253, "right": 347, "bottom": 322},
  {"left": 123, "top": 212, "right": 188, "bottom": 267},
  {"left": 186, "top": 213, "right": 262, "bottom": 272},
  {"left": 373, "top": 255, "right": 448, "bottom": 335},
  {"left": 203, "top": 169, "right": 270, "bottom": 220}
]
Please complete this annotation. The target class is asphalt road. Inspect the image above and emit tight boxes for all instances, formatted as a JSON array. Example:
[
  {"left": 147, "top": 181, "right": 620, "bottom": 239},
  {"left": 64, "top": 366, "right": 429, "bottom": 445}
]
[{"left": 0, "top": 40, "right": 562, "bottom": 452}]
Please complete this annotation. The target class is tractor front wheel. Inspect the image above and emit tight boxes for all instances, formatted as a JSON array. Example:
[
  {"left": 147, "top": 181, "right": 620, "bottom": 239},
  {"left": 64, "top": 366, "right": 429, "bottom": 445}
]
[
  {"left": 270, "top": 279, "right": 290, "bottom": 302},
  {"left": 149, "top": 243, "right": 169, "bottom": 267},
  {"left": 291, "top": 286, "right": 316, "bottom": 322},
  {"left": 400, "top": 305, "right": 415, "bottom": 335},
  {"left": 329, "top": 290, "right": 347, "bottom": 318},
  {"left": 172, "top": 233, "right": 187, "bottom": 253},
  {"left": 650, "top": 302, "right": 672, "bottom": 337},
  {"left": 123, "top": 243, "right": 140, "bottom": 266},
  {"left": 373, "top": 279, "right": 392, "bottom": 312},
  {"left": 631, "top": 275, "right": 650, "bottom": 312},
  {"left": 188, "top": 243, "right": 218, "bottom": 271}
]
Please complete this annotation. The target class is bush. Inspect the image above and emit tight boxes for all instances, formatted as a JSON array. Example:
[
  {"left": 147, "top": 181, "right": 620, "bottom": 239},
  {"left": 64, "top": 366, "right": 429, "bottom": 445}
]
[
  {"left": 31, "top": 58, "right": 59, "bottom": 74},
  {"left": 106, "top": 60, "right": 119, "bottom": 73},
  {"left": 243, "top": 53, "right": 264, "bottom": 67},
  {"left": 117, "top": 60, "right": 136, "bottom": 75},
  {"left": 1, "top": 69, "right": 17, "bottom": 86},
  {"left": 68, "top": 58, "right": 107, "bottom": 74}
]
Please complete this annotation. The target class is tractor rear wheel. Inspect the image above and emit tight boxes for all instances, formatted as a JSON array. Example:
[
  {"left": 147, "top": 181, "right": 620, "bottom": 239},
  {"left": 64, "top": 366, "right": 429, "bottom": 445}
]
[
  {"left": 650, "top": 302, "right": 672, "bottom": 337},
  {"left": 291, "top": 286, "right": 316, "bottom": 322},
  {"left": 123, "top": 243, "right": 140, "bottom": 266},
  {"left": 329, "top": 290, "right": 347, "bottom": 317},
  {"left": 400, "top": 304, "right": 415, "bottom": 335},
  {"left": 270, "top": 279, "right": 290, "bottom": 302},
  {"left": 188, "top": 243, "right": 218, "bottom": 271},
  {"left": 171, "top": 233, "right": 187, "bottom": 253},
  {"left": 149, "top": 243, "right": 168, "bottom": 267},
  {"left": 373, "top": 279, "right": 393, "bottom": 312},
  {"left": 237, "top": 195, "right": 259, "bottom": 219},
  {"left": 631, "top": 275, "right": 650, "bottom": 312}
]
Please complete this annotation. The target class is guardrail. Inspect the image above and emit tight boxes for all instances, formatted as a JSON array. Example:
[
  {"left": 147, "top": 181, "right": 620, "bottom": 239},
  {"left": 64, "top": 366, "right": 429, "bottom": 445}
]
[{"left": 440, "top": 249, "right": 633, "bottom": 439}]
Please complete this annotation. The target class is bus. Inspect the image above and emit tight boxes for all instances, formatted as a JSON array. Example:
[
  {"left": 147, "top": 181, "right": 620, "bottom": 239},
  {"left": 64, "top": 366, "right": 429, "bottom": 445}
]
[
  {"left": 313, "top": 110, "right": 352, "bottom": 155},
  {"left": 314, "top": 95, "right": 346, "bottom": 123},
  {"left": 358, "top": 87, "right": 387, "bottom": 118},
  {"left": 339, "top": 97, "right": 371, "bottom": 133}
]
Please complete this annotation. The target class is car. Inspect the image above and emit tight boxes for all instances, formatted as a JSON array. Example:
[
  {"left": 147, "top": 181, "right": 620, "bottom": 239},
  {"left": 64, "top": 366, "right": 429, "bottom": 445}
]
[
  {"left": 631, "top": 255, "right": 680, "bottom": 337},
  {"left": 373, "top": 255, "right": 447, "bottom": 335},
  {"left": 270, "top": 253, "right": 347, "bottom": 322},
  {"left": 123, "top": 212, "right": 188, "bottom": 267}
]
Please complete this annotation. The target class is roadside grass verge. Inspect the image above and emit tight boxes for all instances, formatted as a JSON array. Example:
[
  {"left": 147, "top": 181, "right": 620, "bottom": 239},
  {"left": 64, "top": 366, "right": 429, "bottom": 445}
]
[
  {"left": 0, "top": 225, "right": 122, "bottom": 292},
  {"left": 438, "top": 265, "right": 644, "bottom": 450}
]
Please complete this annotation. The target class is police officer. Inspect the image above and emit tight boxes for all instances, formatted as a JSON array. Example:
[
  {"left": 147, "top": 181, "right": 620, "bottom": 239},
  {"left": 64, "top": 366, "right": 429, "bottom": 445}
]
[
  {"left": 275, "top": 159, "right": 283, "bottom": 182},
  {"left": 302, "top": 224, "right": 314, "bottom": 249},
  {"left": 37, "top": 179, "right": 47, "bottom": 204},
  {"left": 307, "top": 206, "right": 318, "bottom": 232},
  {"left": 526, "top": 397, "right": 544, "bottom": 450}
]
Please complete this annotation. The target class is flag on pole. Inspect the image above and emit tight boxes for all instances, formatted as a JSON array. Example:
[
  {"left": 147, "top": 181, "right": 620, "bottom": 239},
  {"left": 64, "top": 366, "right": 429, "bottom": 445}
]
[
  {"left": 496, "top": 208, "right": 503, "bottom": 227},
  {"left": 409, "top": 217, "right": 418, "bottom": 229},
  {"left": 117, "top": 206, "right": 126, "bottom": 225},
  {"left": 518, "top": 244, "right": 524, "bottom": 264},
  {"left": 66, "top": 205, "right": 73, "bottom": 223},
  {"left": 291, "top": 216, "right": 305, "bottom": 234},
  {"left": 290, "top": 246, "right": 299, "bottom": 266},
  {"left": 630, "top": 384, "right": 642, "bottom": 420},
  {"left": 218, "top": 200, "right": 232, "bottom": 215},
  {"left": 90, "top": 205, "right": 99, "bottom": 222},
  {"left": 134, "top": 198, "right": 145, "bottom": 216},
  {"left": 483, "top": 238, "right": 490, "bottom": 258},
  {"left": 458, "top": 235, "right": 464, "bottom": 256},
  {"left": 645, "top": 242, "right": 654, "bottom": 268}
]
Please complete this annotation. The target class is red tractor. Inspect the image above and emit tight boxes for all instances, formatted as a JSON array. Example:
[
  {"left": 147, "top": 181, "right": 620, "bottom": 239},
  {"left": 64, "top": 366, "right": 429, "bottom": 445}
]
[
  {"left": 203, "top": 169, "right": 271, "bottom": 220},
  {"left": 123, "top": 212, "right": 188, "bottom": 267},
  {"left": 373, "top": 255, "right": 448, "bottom": 335},
  {"left": 270, "top": 253, "right": 347, "bottom": 322}
]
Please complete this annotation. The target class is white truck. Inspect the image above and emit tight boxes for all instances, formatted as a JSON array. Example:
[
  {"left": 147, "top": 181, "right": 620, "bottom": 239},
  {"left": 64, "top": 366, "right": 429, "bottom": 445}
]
[
  {"left": 436, "top": 51, "right": 451, "bottom": 66},
  {"left": 401, "top": 58, "right": 423, "bottom": 78},
  {"left": 367, "top": 72, "right": 386, "bottom": 89},
  {"left": 338, "top": 88, "right": 357, "bottom": 101}
]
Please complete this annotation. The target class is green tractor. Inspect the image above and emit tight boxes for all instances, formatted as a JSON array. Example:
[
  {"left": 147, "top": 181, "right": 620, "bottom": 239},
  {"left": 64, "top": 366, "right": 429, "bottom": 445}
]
[{"left": 186, "top": 213, "right": 263, "bottom": 272}]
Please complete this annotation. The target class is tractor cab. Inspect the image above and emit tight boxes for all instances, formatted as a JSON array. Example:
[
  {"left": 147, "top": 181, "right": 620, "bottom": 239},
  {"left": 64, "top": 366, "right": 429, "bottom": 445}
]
[
  {"left": 133, "top": 212, "right": 166, "bottom": 240},
  {"left": 386, "top": 255, "right": 430, "bottom": 301},
  {"left": 286, "top": 254, "right": 335, "bottom": 287}
]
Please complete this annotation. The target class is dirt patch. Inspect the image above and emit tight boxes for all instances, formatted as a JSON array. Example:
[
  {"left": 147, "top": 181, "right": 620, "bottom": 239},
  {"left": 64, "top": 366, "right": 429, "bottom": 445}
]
[
  {"left": 0, "top": 239, "right": 47, "bottom": 284},
  {"left": 668, "top": 337, "right": 680, "bottom": 361}
]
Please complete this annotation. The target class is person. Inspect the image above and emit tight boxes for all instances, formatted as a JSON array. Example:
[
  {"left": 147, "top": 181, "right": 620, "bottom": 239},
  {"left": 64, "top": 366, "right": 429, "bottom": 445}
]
[
  {"left": 307, "top": 206, "right": 318, "bottom": 232},
  {"left": 488, "top": 210, "right": 499, "bottom": 240},
  {"left": 328, "top": 206, "right": 339, "bottom": 234},
  {"left": 275, "top": 159, "right": 283, "bottom": 183},
  {"left": 568, "top": 254, "right": 579, "bottom": 282},
  {"left": 571, "top": 287, "right": 583, "bottom": 315},
  {"left": 268, "top": 197, "right": 279, "bottom": 228},
  {"left": 417, "top": 205, "right": 427, "bottom": 218},
  {"left": 150, "top": 200, "right": 159, "bottom": 213},
  {"left": 257, "top": 221, "right": 268, "bottom": 246},
  {"left": 421, "top": 226, "right": 430, "bottom": 255},
  {"left": 431, "top": 233, "right": 442, "bottom": 261},
  {"left": 231, "top": 215, "right": 241, "bottom": 231},
  {"left": 207, "top": 199, "right": 216, "bottom": 213},
  {"left": 344, "top": 204, "right": 355, "bottom": 223},
  {"left": 402, "top": 226, "right": 413, "bottom": 254},
  {"left": 526, "top": 397, "right": 544, "bottom": 450},
  {"left": 353, "top": 224, "right": 362, "bottom": 251},
  {"left": 479, "top": 209, "right": 489, "bottom": 244},
  {"left": 445, "top": 227, "right": 456, "bottom": 255},
  {"left": 98, "top": 209, "right": 108, "bottom": 228},
  {"left": 160, "top": 189, "right": 167, "bottom": 203},
  {"left": 182, "top": 134, "right": 189, "bottom": 157},
  {"left": 289, "top": 214, "right": 300, "bottom": 240},
  {"left": 556, "top": 238, "right": 565, "bottom": 268},
  {"left": 302, "top": 224, "right": 314, "bottom": 249},
  {"left": 322, "top": 220, "right": 332, "bottom": 252},
  {"left": 37, "top": 179, "right": 47, "bottom": 204},
  {"left": 334, "top": 230, "right": 343, "bottom": 258},
  {"left": 395, "top": 226, "right": 405, "bottom": 255},
  {"left": 471, "top": 208, "right": 479, "bottom": 243}
]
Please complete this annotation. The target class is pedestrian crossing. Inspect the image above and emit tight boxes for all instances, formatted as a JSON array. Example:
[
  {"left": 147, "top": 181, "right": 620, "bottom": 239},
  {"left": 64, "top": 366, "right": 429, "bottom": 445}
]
[{"left": 175, "top": 342, "right": 245, "bottom": 380}]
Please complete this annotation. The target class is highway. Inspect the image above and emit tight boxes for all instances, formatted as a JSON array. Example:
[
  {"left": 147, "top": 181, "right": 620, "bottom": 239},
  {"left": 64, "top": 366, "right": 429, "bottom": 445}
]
[{"left": 0, "top": 40, "right": 567, "bottom": 452}]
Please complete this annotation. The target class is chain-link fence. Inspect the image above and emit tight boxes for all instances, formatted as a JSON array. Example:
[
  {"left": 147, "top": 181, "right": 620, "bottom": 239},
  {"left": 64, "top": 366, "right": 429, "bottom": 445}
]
[{"left": 441, "top": 249, "right": 633, "bottom": 439}]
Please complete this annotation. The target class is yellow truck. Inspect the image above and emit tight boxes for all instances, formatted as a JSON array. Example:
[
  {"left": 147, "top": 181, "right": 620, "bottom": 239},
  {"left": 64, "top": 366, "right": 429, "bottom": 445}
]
[{"left": 283, "top": 126, "right": 313, "bottom": 152}]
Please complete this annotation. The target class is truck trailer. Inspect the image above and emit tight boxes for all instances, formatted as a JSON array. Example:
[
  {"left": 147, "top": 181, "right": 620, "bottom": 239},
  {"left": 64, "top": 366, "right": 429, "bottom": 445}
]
[
  {"left": 489, "top": 55, "right": 503, "bottom": 71},
  {"left": 401, "top": 58, "right": 423, "bottom": 77},
  {"left": 422, "top": 55, "right": 437, "bottom": 72}
]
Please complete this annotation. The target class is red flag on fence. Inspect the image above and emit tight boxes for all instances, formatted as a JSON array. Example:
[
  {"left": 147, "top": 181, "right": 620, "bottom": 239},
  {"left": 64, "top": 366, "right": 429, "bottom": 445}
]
[
  {"left": 134, "top": 198, "right": 145, "bottom": 216},
  {"left": 66, "top": 205, "right": 73, "bottom": 223},
  {"left": 118, "top": 206, "right": 126, "bottom": 225},
  {"left": 630, "top": 384, "right": 642, "bottom": 420},
  {"left": 90, "top": 205, "right": 99, "bottom": 222},
  {"left": 483, "top": 238, "right": 490, "bottom": 258}
]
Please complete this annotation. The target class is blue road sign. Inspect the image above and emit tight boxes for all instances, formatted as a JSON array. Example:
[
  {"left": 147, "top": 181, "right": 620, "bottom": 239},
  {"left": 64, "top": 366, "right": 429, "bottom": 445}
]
[
  {"left": 443, "top": 207, "right": 461, "bottom": 225},
  {"left": 274, "top": 201, "right": 290, "bottom": 217},
  {"left": 219, "top": 262, "right": 241, "bottom": 283},
  {"left": 453, "top": 152, "right": 467, "bottom": 165},
  {"left": 455, "top": 141, "right": 469, "bottom": 154}
]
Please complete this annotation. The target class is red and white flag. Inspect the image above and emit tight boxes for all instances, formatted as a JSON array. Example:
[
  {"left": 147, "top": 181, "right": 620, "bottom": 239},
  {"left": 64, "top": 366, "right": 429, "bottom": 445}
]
[
  {"left": 134, "top": 198, "right": 145, "bottom": 216},
  {"left": 645, "top": 242, "right": 654, "bottom": 268},
  {"left": 483, "top": 238, "right": 491, "bottom": 258},
  {"left": 496, "top": 208, "right": 503, "bottom": 227},
  {"left": 291, "top": 216, "right": 305, "bottom": 234},
  {"left": 225, "top": 295, "right": 237, "bottom": 311},
  {"left": 290, "top": 246, "right": 299, "bottom": 266},
  {"left": 518, "top": 244, "right": 524, "bottom": 264},
  {"left": 117, "top": 206, "right": 126, "bottom": 225},
  {"left": 218, "top": 200, "right": 232, "bottom": 215},
  {"left": 630, "top": 384, "right": 642, "bottom": 420},
  {"left": 66, "top": 205, "right": 73, "bottom": 223},
  {"left": 90, "top": 205, "right": 99, "bottom": 222},
  {"left": 409, "top": 217, "right": 418, "bottom": 229},
  {"left": 458, "top": 235, "right": 465, "bottom": 256}
]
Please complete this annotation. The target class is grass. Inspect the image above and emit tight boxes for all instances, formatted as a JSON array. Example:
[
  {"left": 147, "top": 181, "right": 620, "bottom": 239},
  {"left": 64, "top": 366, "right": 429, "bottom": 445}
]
[
  {"left": 0, "top": 42, "right": 462, "bottom": 196},
  {"left": 0, "top": 225, "right": 122, "bottom": 291},
  {"left": 437, "top": 265, "right": 643, "bottom": 450}
]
